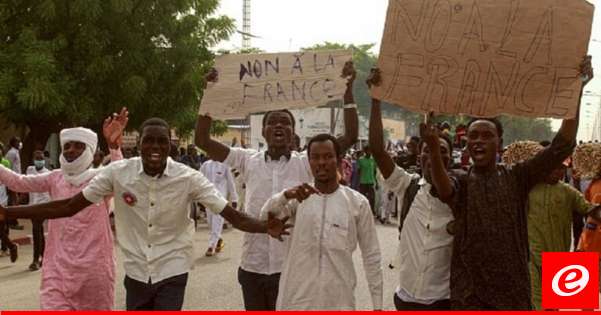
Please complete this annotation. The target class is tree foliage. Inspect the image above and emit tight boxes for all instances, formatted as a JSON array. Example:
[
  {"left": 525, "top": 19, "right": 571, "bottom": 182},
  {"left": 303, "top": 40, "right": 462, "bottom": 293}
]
[{"left": 0, "top": 0, "right": 234, "bottom": 153}]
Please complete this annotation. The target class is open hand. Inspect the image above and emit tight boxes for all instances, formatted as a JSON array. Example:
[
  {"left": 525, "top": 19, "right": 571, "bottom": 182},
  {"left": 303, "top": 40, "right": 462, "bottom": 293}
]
[
  {"left": 580, "top": 55, "right": 593, "bottom": 86},
  {"left": 267, "top": 212, "right": 293, "bottom": 241},
  {"left": 419, "top": 112, "right": 440, "bottom": 148},
  {"left": 103, "top": 107, "right": 129, "bottom": 149},
  {"left": 284, "top": 183, "right": 319, "bottom": 203}
]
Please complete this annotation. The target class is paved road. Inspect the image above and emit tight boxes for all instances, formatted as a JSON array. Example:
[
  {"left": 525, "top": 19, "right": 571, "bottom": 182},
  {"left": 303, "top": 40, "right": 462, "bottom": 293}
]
[{"left": 0, "top": 220, "right": 400, "bottom": 310}]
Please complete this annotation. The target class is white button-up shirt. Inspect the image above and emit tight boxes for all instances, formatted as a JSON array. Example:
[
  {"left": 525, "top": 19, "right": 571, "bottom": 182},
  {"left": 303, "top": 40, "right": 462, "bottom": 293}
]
[
  {"left": 384, "top": 166, "right": 454, "bottom": 303},
  {"left": 200, "top": 160, "right": 238, "bottom": 203},
  {"left": 224, "top": 148, "right": 313, "bottom": 275},
  {"left": 26, "top": 166, "right": 51, "bottom": 205},
  {"left": 83, "top": 157, "right": 228, "bottom": 283},
  {"left": 260, "top": 186, "right": 383, "bottom": 310}
]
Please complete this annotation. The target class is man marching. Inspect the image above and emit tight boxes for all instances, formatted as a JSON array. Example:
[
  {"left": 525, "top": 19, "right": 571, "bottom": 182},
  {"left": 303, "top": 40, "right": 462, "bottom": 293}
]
[
  {"left": 260, "top": 134, "right": 383, "bottom": 310},
  {"left": 0, "top": 117, "right": 291, "bottom": 311},
  {"left": 0, "top": 108, "right": 128, "bottom": 309}
]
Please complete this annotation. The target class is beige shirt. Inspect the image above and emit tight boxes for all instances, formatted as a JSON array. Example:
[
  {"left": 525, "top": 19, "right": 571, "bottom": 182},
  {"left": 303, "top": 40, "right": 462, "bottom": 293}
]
[
  {"left": 384, "top": 166, "right": 454, "bottom": 303},
  {"left": 83, "top": 157, "right": 228, "bottom": 283},
  {"left": 261, "top": 186, "right": 383, "bottom": 310}
]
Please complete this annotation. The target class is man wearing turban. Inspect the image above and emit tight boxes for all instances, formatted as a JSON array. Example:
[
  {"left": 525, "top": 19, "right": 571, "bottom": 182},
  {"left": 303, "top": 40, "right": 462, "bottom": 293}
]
[{"left": 0, "top": 108, "right": 128, "bottom": 310}]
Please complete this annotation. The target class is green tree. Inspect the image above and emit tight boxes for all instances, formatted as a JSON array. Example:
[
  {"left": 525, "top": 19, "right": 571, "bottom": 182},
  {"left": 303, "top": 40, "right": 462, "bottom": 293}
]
[{"left": 0, "top": 0, "right": 234, "bottom": 161}]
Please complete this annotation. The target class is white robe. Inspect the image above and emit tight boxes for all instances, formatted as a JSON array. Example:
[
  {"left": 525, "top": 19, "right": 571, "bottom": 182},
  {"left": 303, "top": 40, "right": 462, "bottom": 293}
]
[{"left": 261, "top": 185, "right": 383, "bottom": 310}]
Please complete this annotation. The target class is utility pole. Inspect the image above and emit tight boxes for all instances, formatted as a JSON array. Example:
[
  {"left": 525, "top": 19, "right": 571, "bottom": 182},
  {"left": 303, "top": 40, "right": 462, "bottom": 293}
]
[{"left": 242, "top": 0, "right": 251, "bottom": 49}]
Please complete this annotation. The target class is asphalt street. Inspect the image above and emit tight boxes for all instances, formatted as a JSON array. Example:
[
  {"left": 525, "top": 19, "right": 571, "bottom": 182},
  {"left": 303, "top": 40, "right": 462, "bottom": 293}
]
[{"left": 0, "top": 220, "right": 400, "bottom": 310}]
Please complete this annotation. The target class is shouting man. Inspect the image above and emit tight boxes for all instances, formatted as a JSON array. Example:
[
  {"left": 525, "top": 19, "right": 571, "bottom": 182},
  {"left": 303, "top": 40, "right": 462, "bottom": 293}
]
[
  {"left": 421, "top": 56, "right": 592, "bottom": 309},
  {"left": 195, "top": 61, "right": 359, "bottom": 310},
  {"left": 0, "top": 117, "right": 291, "bottom": 311}
]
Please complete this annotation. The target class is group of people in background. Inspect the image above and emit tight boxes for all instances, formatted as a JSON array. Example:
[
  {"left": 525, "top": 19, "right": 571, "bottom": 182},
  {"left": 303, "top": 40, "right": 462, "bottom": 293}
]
[{"left": 0, "top": 58, "right": 600, "bottom": 312}]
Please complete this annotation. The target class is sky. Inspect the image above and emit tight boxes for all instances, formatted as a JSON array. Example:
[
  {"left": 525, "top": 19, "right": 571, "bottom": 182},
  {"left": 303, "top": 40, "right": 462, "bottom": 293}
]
[{"left": 214, "top": 0, "right": 601, "bottom": 141}]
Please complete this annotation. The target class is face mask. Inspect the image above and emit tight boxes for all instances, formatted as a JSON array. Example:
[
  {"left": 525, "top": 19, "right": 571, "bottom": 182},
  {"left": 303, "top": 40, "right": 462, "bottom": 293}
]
[{"left": 34, "top": 160, "right": 45, "bottom": 169}]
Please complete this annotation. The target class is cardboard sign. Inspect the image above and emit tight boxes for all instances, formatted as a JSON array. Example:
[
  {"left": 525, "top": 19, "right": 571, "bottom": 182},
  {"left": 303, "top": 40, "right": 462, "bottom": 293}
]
[
  {"left": 200, "top": 50, "right": 352, "bottom": 119},
  {"left": 372, "top": 0, "right": 594, "bottom": 118}
]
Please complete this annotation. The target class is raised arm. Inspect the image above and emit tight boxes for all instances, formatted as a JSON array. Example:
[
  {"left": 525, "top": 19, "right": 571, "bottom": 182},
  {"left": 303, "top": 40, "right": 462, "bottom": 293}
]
[
  {"left": 367, "top": 68, "right": 395, "bottom": 178},
  {"left": 556, "top": 56, "right": 592, "bottom": 142},
  {"left": 0, "top": 192, "right": 91, "bottom": 221},
  {"left": 195, "top": 69, "right": 231, "bottom": 162},
  {"left": 337, "top": 61, "right": 359, "bottom": 153},
  {"left": 520, "top": 56, "right": 593, "bottom": 190},
  {"left": 0, "top": 165, "right": 52, "bottom": 193},
  {"left": 421, "top": 115, "right": 454, "bottom": 202},
  {"left": 196, "top": 115, "right": 230, "bottom": 162}
]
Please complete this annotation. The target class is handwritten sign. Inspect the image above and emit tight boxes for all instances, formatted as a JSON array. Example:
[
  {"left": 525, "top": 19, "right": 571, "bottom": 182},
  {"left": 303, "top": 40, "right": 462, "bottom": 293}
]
[
  {"left": 372, "top": 0, "right": 594, "bottom": 119},
  {"left": 200, "top": 50, "right": 352, "bottom": 119}
]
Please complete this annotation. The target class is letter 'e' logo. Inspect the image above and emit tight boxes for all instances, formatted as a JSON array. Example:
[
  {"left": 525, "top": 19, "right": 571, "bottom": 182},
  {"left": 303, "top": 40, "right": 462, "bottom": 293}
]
[{"left": 542, "top": 252, "right": 599, "bottom": 309}]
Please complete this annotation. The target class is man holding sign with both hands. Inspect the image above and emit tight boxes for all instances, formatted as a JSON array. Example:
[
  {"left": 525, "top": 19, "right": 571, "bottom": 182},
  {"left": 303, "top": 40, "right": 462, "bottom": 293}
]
[{"left": 196, "top": 60, "right": 360, "bottom": 310}]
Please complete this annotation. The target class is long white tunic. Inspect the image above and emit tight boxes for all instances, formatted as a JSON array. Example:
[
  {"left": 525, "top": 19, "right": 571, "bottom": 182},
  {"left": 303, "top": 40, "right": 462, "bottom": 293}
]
[{"left": 261, "top": 185, "right": 383, "bottom": 310}]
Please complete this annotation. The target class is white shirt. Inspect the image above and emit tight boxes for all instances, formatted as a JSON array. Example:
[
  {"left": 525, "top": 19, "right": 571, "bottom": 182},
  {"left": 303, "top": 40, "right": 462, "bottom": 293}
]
[
  {"left": 6, "top": 147, "right": 21, "bottom": 174},
  {"left": 0, "top": 184, "right": 7, "bottom": 207},
  {"left": 224, "top": 148, "right": 313, "bottom": 275},
  {"left": 384, "top": 166, "right": 454, "bottom": 304},
  {"left": 83, "top": 157, "right": 228, "bottom": 283},
  {"left": 200, "top": 160, "right": 238, "bottom": 203},
  {"left": 261, "top": 186, "right": 383, "bottom": 310},
  {"left": 26, "top": 166, "right": 51, "bottom": 204}
]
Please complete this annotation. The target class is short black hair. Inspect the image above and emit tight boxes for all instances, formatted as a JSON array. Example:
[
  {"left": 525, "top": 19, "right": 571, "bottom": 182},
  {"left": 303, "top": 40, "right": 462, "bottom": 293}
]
[
  {"left": 9, "top": 137, "right": 19, "bottom": 148},
  {"left": 467, "top": 117, "right": 504, "bottom": 138},
  {"left": 419, "top": 134, "right": 454, "bottom": 158},
  {"left": 539, "top": 140, "right": 551, "bottom": 147},
  {"left": 139, "top": 118, "right": 170, "bottom": 135},
  {"left": 262, "top": 110, "right": 296, "bottom": 129},
  {"left": 307, "top": 134, "right": 341, "bottom": 159},
  {"left": 409, "top": 136, "right": 420, "bottom": 143}
]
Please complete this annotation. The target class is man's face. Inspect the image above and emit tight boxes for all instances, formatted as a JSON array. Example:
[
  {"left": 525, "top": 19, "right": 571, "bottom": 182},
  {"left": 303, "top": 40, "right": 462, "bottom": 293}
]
[
  {"left": 309, "top": 140, "right": 339, "bottom": 184},
  {"left": 140, "top": 125, "right": 170, "bottom": 175},
  {"left": 545, "top": 166, "right": 566, "bottom": 185},
  {"left": 467, "top": 120, "right": 501, "bottom": 168},
  {"left": 187, "top": 147, "right": 197, "bottom": 156},
  {"left": 407, "top": 141, "right": 419, "bottom": 155},
  {"left": 262, "top": 112, "right": 294, "bottom": 150},
  {"left": 421, "top": 139, "right": 452, "bottom": 183},
  {"left": 63, "top": 141, "right": 86, "bottom": 162},
  {"left": 33, "top": 151, "right": 44, "bottom": 161}
]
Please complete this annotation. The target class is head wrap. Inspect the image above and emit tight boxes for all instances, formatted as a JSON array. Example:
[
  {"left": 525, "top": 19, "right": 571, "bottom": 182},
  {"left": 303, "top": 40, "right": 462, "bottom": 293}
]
[{"left": 59, "top": 127, "right": 98, "bottom": 186}]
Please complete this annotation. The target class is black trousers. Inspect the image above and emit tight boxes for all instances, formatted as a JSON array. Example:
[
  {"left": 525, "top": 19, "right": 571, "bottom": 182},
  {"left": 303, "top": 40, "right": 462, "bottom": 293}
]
[
  {"left": 0, "top": 221, "right": 13, "bottom": 251},
  {"left": 124, "top": 273, "right": 188, "bottom": 310},
  {"left": 32, "top": 219, "right": 45, "bottom": 262},
  {"left": 237, "top": 267, "right": 280, "bottom": 310},
  {"left": 359, "top": 184, "right": 376, "bottom": 215},
  {"left": 394, "top": 293, "right": 451, "bottom": 311}
]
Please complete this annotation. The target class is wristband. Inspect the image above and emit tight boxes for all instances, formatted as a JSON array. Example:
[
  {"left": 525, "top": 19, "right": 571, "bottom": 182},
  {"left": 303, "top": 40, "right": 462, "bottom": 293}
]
[{"left": 343, "top": 103, "right": 357, "bottom": 109}]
